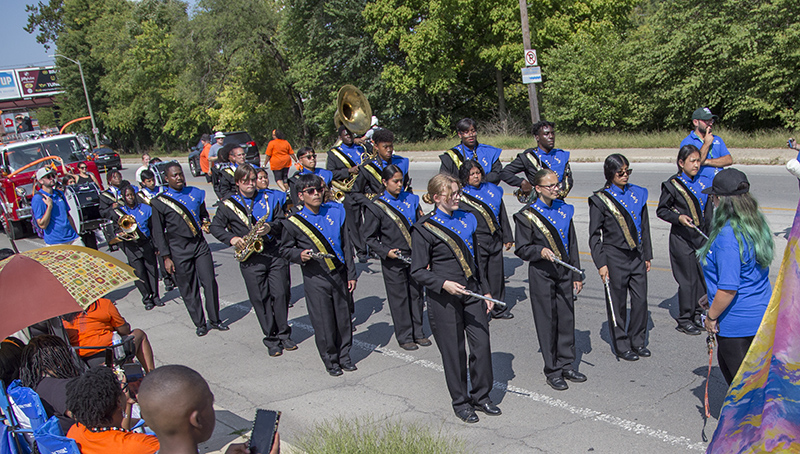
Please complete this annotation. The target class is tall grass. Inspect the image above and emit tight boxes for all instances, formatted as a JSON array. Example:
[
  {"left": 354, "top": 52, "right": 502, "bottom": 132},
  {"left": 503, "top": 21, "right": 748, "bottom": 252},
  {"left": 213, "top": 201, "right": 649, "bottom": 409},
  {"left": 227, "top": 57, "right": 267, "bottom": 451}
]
[{"left": 293, "top": 416, "right": 466, "bottom": 454}]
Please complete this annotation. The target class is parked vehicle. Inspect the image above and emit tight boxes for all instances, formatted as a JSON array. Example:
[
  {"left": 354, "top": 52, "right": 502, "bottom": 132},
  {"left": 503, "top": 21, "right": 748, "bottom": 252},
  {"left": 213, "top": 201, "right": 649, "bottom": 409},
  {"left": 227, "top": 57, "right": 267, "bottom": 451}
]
[
  {"left": 188, "top": 131, "right": 259, "bottom": 177},
  {"left": 89, "top": 146, "right": 121, "bottom": 172},
  {"left": 0, "top": 134, "right": 102, "bottom": 239}
]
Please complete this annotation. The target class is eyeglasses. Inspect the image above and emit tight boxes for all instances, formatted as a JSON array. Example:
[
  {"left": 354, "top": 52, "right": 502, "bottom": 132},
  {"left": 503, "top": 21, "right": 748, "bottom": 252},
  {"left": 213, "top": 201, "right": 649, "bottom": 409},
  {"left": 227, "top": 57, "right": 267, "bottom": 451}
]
[
  {"left": 301, "top": 186, "right": 325, "bottom": 195},
  {"left": 616, "top": 169, "right": 633, "bottom": 177},
  {"left": 41, "top": 174, "right": 55, "bottom": 180},
  {"left": 538, "top": 183, "right": 559, "bottom": 191},
  {"left": 445, "top": 191, "right": 462, "bottom": 200},
  {"left": 78, "top": 166, "right": 87, "bottom": 170}
]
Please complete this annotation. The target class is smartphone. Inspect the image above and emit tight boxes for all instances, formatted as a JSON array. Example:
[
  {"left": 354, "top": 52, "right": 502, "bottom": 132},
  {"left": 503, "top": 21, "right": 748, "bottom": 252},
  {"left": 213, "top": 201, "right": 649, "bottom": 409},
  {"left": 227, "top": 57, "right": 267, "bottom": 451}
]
[
  {"left": 123, "top": 363, "right": 145, "bottom": 399},
  {"left": 250, "top": 409, "right": 280, "bottom": 454}
]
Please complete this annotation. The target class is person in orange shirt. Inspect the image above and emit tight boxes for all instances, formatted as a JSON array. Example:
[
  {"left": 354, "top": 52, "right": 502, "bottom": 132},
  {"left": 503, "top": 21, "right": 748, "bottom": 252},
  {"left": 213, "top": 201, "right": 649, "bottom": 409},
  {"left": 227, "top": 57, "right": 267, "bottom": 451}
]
[
  {"left": 66, "top": 367, "right": 159, "bottom": 454},
  {"left": 265, "top": 129, "right": 296, "bottom": 192},
  {"left": 62, "top": 298, "right": 155, "bottom": 372},
  {"left": 198, "top": 134, "right": 212, "bottom": 182}
]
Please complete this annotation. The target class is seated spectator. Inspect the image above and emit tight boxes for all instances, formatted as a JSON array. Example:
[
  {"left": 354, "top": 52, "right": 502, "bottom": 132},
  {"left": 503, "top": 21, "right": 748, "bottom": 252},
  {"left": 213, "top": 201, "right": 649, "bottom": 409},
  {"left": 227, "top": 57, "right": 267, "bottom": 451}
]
[
  {"left": 0, "top": 337, "right": 24, "bottom": 386},
  {"left": 62, "top": 298, "right": 155, "bottom": 372},
  {"left": 138, "top": 365, "right": 279, "bottom": 454},
  {"left": 19, "top": 335, "right": 84, "bottom": 434},
  {"left": 66, "top": 367, "right": 159, "bottom": 454}
]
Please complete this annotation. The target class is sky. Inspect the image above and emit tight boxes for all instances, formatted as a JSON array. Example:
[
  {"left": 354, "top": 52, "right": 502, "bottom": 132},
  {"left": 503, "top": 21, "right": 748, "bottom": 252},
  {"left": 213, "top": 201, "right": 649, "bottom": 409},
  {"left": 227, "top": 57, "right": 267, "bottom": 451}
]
[{"left": 1, "top": 1, "right": 56, "bottom": 70}]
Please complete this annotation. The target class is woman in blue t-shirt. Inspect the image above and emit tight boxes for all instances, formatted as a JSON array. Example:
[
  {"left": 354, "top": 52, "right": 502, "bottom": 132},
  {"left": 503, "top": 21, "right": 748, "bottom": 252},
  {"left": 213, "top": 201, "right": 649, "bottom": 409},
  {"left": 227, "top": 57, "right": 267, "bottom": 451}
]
[{"left": 699, "top": 168, "right": 773, "bottom": 385}]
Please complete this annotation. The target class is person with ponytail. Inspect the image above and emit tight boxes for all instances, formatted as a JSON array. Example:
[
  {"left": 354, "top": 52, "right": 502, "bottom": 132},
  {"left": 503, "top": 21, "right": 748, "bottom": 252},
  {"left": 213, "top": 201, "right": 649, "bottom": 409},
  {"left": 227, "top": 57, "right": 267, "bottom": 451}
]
[
  {"left": 362, "top": 165, "right": 429, "bottom": 351},
  {"left": 515, "top": 169, "right": 584, "bottom": 391},
  {"left": 657, "top": 144, "right": 712, "bottom": 335},
  {"left": 410, "top": 174, "right": 500, "bottom": 423},
  {"left": 588, "top": 154, "right": 653, "bottom": 362},
  {"left": 698, "top": 168, "right": 773, "bottom": 386}
]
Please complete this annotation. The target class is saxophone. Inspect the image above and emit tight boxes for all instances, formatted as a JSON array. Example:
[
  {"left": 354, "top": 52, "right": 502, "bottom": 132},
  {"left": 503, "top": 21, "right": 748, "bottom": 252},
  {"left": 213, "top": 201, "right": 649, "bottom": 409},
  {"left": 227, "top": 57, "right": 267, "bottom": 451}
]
[{"left": 234, "top": 216, "right": 270, "bottom": 262}]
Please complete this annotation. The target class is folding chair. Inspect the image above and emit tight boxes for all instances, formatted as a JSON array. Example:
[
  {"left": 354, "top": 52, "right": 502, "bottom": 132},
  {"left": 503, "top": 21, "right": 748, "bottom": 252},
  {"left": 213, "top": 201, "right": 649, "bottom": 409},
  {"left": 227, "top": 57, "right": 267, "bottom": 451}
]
[{"left": 0, "top": 381, "right": 32, "bottom": 454}]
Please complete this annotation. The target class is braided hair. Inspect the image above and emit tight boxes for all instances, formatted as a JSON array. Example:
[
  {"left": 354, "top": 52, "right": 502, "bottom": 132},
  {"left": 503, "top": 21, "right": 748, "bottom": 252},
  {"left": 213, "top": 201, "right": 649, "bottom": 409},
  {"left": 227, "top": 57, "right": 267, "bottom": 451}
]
[{"left": 20, "top": 335, "right": 84, "bottom": 388}]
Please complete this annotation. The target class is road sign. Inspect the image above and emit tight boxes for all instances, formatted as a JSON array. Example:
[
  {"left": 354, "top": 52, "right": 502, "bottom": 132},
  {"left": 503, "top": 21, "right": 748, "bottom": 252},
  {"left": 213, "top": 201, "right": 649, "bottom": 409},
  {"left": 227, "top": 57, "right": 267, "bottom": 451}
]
[
  {"left": 524, "top": 49, "right": 537, "bottom": 66},
  {"left": 521, "top": 66, "right": 542, "bottom": 84},
  {"left": 92, "top": 127, "right": 100, "bottom": 134}
]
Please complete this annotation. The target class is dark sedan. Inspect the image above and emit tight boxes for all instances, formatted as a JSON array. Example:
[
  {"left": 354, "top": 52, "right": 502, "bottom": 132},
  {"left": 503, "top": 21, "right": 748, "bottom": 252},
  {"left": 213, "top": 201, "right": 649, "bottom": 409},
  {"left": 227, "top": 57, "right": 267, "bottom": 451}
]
[
  {"left": 188, "top": 131, "right": 260, "bottom": 177},
  {"left": 90, "top": 147, "right": 121, "bottom": 172}
]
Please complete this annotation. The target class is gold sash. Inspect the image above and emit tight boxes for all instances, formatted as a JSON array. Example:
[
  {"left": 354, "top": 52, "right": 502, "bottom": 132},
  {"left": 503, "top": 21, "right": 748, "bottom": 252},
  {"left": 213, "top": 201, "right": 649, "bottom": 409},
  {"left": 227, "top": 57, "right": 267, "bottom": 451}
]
[
  {"left": 444, "top": 149, "right": 463, "bottom": 168},
  {"left": 459, "top": 195, "right": 497, "bottom": 234},
  {"left": 423, "top": 221, "right": 473, "bottom": 279},
  {"left": 524, "top": 151, "right": 541, "bottom": 171},
  {"left": 374, "top": 199, "right": 412, "bottom": 248},
  {"left": 363, "top": 162, "right": 383, "bottom": 184},
  {"left": 223, "top": 200, "right": 251, "bottom": 227},
  {"left": 330, "top": 148, "right": 357, "bottom": 168},
  {"left": 522, "top": 210, "right": 562, "bottom": 261},
  {"left": 671, "top": 180, "right": 700, "bottom": 226},
  {"left": 158, "top": 196, "right": 199, "bottom": 236},
  {"left": 288, "top": 216, "right": 336, "bottom": 271},
  {"left": 596, "top": 192, "right": 637, "bottom": 249}
]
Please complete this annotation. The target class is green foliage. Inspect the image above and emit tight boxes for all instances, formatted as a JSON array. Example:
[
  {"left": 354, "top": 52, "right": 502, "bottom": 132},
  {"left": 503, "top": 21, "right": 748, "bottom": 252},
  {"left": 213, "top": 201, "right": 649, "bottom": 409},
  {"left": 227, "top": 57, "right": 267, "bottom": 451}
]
[{"left": 294, "top": 416, "right": 466, "bottom": 454}]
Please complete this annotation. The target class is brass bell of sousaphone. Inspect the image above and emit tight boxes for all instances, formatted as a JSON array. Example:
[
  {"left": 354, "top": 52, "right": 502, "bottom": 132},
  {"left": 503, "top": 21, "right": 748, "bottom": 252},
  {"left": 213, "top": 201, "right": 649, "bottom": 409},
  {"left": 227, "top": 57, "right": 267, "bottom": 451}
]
[{"left": 335, "top": 85, "right": 372, "bottom": 136}]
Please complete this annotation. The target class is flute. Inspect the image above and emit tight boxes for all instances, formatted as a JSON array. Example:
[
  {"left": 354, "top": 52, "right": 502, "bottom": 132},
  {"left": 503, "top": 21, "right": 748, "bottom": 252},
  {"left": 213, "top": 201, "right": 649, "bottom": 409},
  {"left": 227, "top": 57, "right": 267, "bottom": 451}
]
[
  {"left": 552, "top": 257, "right": 586, "bottom": 281},
  {"left": 463, "top": 290, "right": 507, "bottom": 309},
  {"left": 394, "top": 252, "right": 412, "bottom": 265},
  {"left": 309, "top": 251, "right": 336, "bottom": 260},
  {"left": 670, "top": 207, "right": 709, "bottom": 241}
]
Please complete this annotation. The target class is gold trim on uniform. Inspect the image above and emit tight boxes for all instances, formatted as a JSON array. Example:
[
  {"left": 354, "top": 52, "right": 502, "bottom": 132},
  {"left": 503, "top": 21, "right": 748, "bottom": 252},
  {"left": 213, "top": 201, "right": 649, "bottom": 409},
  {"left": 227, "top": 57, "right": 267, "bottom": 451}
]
[
  {"left": 423, "top": 221, "right": 473, "bottom": 279},
  {"left": 596, "top": 192, "right": 637, "bottom": 249}
]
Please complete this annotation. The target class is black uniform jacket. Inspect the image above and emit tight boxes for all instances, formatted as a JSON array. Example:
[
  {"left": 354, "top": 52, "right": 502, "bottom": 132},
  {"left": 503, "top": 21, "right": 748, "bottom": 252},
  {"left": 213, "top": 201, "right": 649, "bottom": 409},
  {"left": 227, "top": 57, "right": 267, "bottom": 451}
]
[
  {"left": 209, "top": 195, "right": 285, "bottom": 256},
  {"left": 458, "top": 192, "right": 514, "bottom": 254},
  {"left": 410, "top": 212, "right": 488, "bottom": 295},
  {"left": 279, "top": 209, "right": 357, "bottom": 281},
  {"left": 351, "top": 161, "right": 410, "bottom": 206},
  {"left": 514, "top": 206, "right": 581, "bottom": 281},
  {"left": 326, "top": 145, "right": 365, "bottom": 181},
  {"left": 363, "top": 199, "right": 423, "bottom": 259},
  {"left": 216, "top": 166, "right": 237, "bottom": 201},
  {"left": 439, "top": 149, "right": 502, "bottom": 184},
  {"left": 656, "top": 175, "right": 711, "bottom": 250},
  {"left": 499, "top": 148, "right": 574, "bottom": 197},
  {"left": 150, "top": 192, "right": 210, "bottom": 258},
  {"left": 588, "top": 189, "right": 653, "bottom": 269}
]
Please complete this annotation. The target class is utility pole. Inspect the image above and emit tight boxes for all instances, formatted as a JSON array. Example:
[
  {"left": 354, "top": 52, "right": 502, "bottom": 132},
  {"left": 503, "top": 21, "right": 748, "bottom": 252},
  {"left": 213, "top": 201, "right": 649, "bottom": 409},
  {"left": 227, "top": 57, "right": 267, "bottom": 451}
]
[
  {"left": 54, "top": 54, "right": 101, "bottom": 148},
  {"left": 519, "top": 0, "right": 540, "bottom": 125}
]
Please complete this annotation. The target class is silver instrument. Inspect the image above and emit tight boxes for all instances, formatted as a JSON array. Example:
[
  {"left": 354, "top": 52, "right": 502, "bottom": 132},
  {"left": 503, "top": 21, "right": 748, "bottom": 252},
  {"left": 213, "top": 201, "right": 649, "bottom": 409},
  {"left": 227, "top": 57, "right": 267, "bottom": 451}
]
[
  {"left": 394, "top": 252, "right": 412, "bottom": 265},
  {"left": 670, "top": 207, "right": 709, "bottom": 240},
  {"left": 309, "top": 251, "right": 336, "bottom": 260},
  {"left": 463, "top": 290, "right": 507, "bottom": 309},
  {"left": 552, "top": 257, "right": 586, "bottom": 281},
  {"left": 604, "top": 277, "right": 619, "bottom": 328}
]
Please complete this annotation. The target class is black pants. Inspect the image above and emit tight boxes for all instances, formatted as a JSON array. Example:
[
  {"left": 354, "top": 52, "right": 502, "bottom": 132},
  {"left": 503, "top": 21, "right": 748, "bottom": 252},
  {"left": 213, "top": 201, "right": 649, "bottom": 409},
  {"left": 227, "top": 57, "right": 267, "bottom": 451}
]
[
  {"left": 717, "top": 335, "right": 755, "bottom": 385},
  {"left": 427, "top": 282, "right": 493, "bottom": 411},
  {"left": 476, "top": 243, "right": 507, "bottom": 317},
  {"left": 606, "top": 246, "right": 648, "bottom": 352},
  {"left": 380, "top": 259, "right": 425, "bottom": 345},
  {"left": 302, "top": 268, "right": 353, "bottom": 370},
  {"left": 124, "top": 240, "right": 159, "bottom": 306},
  {"left": 529, "top": 266, "right": 576, "bottom": 379},
  {"left": 171, "top": 237, "right": 220, "bottom": 328},
  {"left": 668, "top": 234, "right": 705, "bottom": 324},
  {"left": 240, "top": 253, "right": 291, "bottom": 347},
  {"left": 344, "top": 195, "right": 365, "bottom": 255}
]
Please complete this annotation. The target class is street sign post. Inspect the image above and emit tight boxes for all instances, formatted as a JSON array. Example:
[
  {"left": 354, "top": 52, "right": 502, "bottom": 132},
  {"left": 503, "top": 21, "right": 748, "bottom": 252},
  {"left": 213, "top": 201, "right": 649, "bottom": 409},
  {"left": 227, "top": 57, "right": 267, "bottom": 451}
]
[
  {"left": 524, "top": 49, "right": 537, "bottom": 66},
  {"left": 521, "top": 66, "right": 542, "bottom": 84}
]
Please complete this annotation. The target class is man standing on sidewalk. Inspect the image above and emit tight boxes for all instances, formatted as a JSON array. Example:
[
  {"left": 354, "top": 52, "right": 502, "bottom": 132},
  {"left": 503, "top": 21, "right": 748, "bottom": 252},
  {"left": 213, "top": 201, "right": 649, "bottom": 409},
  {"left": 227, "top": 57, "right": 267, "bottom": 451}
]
[
  {"left": 679, "top": 107, "right": 732, "bottom": 181},
  {"left": 31, "top": 167, "right": 83, "bottom": 246}
]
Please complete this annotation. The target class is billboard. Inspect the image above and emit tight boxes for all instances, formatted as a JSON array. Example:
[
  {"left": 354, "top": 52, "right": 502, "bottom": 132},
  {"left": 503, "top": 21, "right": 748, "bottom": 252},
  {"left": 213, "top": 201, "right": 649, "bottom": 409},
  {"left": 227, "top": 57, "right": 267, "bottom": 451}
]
[
  {"left": 0, "top": 71, "right": 21, "bottom": 101},
  {"left": 15, "top": 67, "right": 62, "bottom": 97}
]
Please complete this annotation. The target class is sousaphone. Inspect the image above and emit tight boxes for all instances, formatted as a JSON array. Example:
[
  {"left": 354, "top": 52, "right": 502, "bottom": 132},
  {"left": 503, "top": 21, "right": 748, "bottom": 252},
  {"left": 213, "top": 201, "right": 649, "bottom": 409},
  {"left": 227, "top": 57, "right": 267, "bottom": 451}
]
[{"left": 333, "top": 85, "right": 372, "bottom": 136}]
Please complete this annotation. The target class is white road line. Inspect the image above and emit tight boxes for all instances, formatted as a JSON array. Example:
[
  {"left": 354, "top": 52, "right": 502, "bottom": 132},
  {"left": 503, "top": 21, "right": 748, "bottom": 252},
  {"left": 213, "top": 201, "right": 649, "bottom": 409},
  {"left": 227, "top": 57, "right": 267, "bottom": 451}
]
[{"left": 218, "top": 299, "right": 706, "bottom": 451}]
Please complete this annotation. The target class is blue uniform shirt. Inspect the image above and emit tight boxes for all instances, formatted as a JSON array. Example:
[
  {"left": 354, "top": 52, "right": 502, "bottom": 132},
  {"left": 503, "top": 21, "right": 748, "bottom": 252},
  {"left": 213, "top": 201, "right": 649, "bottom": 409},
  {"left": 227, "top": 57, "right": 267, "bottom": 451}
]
[
  {"left": 676, "top": 172, "right": 710, "bottom": 212},
  {"left": 121, "top": 203, "right": 152, "bottom": 238},
  {"left": 140, "top": 186, "right": 163, "bottom": 199},
  {"left": 679, "top": 131, "right": 731, "bottom": 181},
  {"left": 298, "top": 167, "right": 333, "bottom": 185},
  {"left": 297, "top": 202, "right": 346, "bottom": 263},
  {"left": 162, "top": 186, "right": 205, "bottom": 227},
  {"left": 431, "top": 208, "right": 477, "bottom": 257},
  {"left": 452, "top": 143, "right": 501, "bottom": 176},
  {"left": 535, "top": 147, "right": 570, "bottom": 182},
  {"left": 463, "top": 182, "right": 503, "bottom": 219},
  {"left": 604, "top": 183, "right": 648, "bottom": 242},
  {"left": 379, "top": 191, "right": 419, "bottom": 226},
  {"left": 703, "top": 224, "right": 771, "bottom": 337},
  {"left": 375, "top": 155, "right": 410, "bottom": 177},
  {"left": 533, "top": 198, "right": 574, "bottom": 254},
  {"left": 31, "top": 189, "right": 79, "bottom": 245},
  {"left": 232, "top": 189, "right": 283, "bottom": 240},
  {"left": 337, "top": 143, "right": 366, "bottom": 166}
]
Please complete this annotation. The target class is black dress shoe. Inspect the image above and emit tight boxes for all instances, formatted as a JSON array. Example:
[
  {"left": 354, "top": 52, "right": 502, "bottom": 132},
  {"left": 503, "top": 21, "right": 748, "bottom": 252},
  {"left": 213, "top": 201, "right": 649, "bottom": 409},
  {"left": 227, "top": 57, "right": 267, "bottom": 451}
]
[
  {"left": 491, "top": 312, "right": 514, "bottom": 320},
  {"left": 562, "top": 369, "right": 587, "bottom": 383},
  {"left": 692, "top": 315, "right": 705, "bottom": 329},
  {"left": 268, "top": 346, "right": 283, "bottom": 357},
  {"left": 328, "top": 365, "right": 343, "bottom": 376},
  {"left": 473, "top": 402, "right": 502, "bottom": 415},
  {"left": 210, "top": 321, "right": 229, "bottom": 331},
  {"left": 196, "top": 325, "right": 208, "bottom": 337},
  {"left": 415, "top": 337, "right": 432, "bottom": 347},
  {"left": 145, "top": 302, "right": 155, "bottom": 311},
  {"left": 400, "top": 342, "right": 419, "bottom": 351},
  {"left": 282, "top": 339, "right": 298, "bottom": 351},
  {"left": 341, "top": 363, "right": 357, "bottom": 372},
  {"left": 547, "top": 376, "right": 569, "bottom": 391},
  {"left": 357, "top": 252, "right": 368, "bottom": 263},
  {"left": 676, "top": 322, "right": 701, "bottom": 335},
  {"left": 454, "top": 408, "right": 479, "bottom": 423},
  {"left": 154, "top": 298, "right": 165, "bottom": 307},
  {"left": 633, "top": 346, "right": 651, "bottom": 357},
  {"left": 618, "top": 350, "right": 639, "bottom": 361}
]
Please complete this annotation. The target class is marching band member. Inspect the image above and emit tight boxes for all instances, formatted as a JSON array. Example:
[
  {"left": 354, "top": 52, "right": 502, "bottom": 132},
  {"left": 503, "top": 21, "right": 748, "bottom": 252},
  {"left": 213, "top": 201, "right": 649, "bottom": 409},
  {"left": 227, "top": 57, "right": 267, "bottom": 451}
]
[
  {"left": 137, "top": 169, "right": 163, "bottom": 204},
  {"left": 280, "top": 174, "right": 357, "bottom": 376},
  {"left": 287, "top": 147, "right": 333, "bottom": 207},
  {"left": 657, "top": 144, "right": 712, "bottom": 335},
  {"left": 500, "top": 120, "right": 573, "bottom": 201},
  {"left": 256, "top": 167, "right": 271, "bottom": 190},
  {"left": 151, "top": 163, "right": 226, "bottom": 337},
  {"left": 588, "top": 154, "right": 653, "bottom": 361},
  {"left": 351, "top": 129, "right": 410, "bottom": 202},
  {"left": 515, "top": 169, "right": 584, "bottom": 391},
  {"left": 112, "top": 185, "right": 161, "bottom": 310},
  {"left": 458, "top": 159, "right": 514, "bottom": 320},
  {"left": 99, "top": 169, "right": 127, "bottom": 219},
  {"left": 217, "top": 144, "right": 248, "bottom": 200},
  {"left": 410, "top": 173, "right": 500, "bottom": 423},
  {"left": 362, "top": 164, "right": 429, "bottom": 351},
  {"left": 328, "top": 126, "right": 368, "bottom": 262},
  {"left": 210, "top": 164, "right": 294, "bottom": 357},
  {"left": 439, "top": 118, "right": 502, "bottom": 184}
]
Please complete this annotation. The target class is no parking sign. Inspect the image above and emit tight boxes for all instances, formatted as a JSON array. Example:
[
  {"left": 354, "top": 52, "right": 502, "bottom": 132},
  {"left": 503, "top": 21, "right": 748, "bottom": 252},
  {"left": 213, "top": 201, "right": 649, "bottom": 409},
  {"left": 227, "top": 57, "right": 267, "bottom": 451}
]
[{"left": 524, "top": 49, "right": 537, "bottom": 66}]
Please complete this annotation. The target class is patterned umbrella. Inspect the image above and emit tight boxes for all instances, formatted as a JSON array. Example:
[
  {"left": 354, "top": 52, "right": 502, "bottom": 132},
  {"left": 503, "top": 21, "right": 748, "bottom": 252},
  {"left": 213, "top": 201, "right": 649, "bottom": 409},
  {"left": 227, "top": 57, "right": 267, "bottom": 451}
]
[{"left": 0, "top": 245, "right": 137, "bottom": 340}]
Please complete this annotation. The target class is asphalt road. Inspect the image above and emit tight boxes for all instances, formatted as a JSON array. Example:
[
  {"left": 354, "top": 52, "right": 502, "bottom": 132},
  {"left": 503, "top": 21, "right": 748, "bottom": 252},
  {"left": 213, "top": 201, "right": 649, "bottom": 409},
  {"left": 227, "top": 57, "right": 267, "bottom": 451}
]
[{"left": 4, "top": 161, "right": 797, "bottom": 453}]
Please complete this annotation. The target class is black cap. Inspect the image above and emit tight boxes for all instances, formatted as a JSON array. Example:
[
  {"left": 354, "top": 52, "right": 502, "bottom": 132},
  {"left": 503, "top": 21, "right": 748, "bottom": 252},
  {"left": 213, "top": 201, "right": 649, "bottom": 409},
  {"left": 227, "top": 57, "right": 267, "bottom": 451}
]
[
  {"left": 702, "top": 168, "right": 749, "bottom": 196},
  {"left": 692, "top": 107, "right": 718, "bottom": 121}
]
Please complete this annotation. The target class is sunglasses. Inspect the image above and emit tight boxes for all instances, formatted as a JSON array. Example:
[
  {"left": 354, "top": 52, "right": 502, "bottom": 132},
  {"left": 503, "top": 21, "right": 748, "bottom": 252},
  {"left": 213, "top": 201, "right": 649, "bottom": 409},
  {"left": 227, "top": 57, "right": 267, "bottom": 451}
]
[
  {"left": 301, "top": 186, "right": 325, "bottom": 195},
  {"left": 41, "top": 174, "right": 55, "bottom": 179},
  {"left": 616, "top": 169, "right": 633, "bottom": 177},
  {"left": 538, "top": 183, "right": 559, "bottom": 191},
  {"left": 300, "top": 154, "right": 317, "bottom": 159}
]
